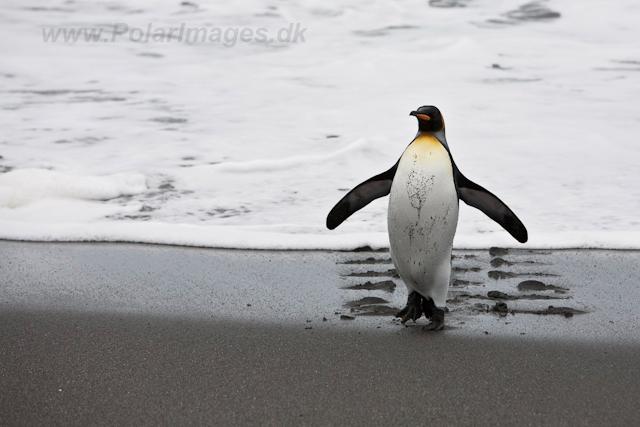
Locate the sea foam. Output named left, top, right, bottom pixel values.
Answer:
left=1, top=0, right=639, bottom=249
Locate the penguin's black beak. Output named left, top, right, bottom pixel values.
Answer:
left=410, top=111, right=430, bottom=121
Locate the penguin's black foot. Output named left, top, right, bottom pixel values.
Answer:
left=421, top=297, right=436, bottom=319
left=422, top=307, right=445, bottom=331
left=395, top=291, right=423, bottom=324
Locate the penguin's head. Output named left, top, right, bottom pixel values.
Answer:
left=410, top=106, right=444, bottom=133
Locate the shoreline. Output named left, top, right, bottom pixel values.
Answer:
left=3, top=237, right=640, bottom=252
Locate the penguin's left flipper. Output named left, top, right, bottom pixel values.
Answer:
left=454, top=167, right=528, bottom=243
left=326, top=161, right=399, bottom=230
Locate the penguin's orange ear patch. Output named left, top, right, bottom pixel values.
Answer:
left=414, top=114, right=431, bottom=121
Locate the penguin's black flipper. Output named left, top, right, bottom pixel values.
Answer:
left=454, top=167, right=528, bottom=243
left=326, top=161, right=399, bottom=230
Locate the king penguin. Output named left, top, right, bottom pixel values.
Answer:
left=326, top=106, right=527, bottom=330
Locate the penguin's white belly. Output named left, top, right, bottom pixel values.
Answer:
left=387, top=133, right=459, bottom=308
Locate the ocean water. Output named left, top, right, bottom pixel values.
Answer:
left=0, top=0, right=639, bottom=249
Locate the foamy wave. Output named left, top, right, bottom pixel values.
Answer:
left=1, top=0, right=639, bottom=249
left=0, top=169, right=147, bottom=208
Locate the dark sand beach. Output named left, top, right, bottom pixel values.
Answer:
left=1, top=241, right=640, bottom=425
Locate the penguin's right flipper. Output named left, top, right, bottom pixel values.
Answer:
left=454, top=167, right=528, bottom=244
left=326, top=161, right=399, bottom=230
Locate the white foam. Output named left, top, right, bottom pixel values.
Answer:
left=0, top=0, right=639, bottom=249
left=0, top=169, right=147, bottom=208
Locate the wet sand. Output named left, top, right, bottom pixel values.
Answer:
left=1, top=241, right=640, bottom=425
